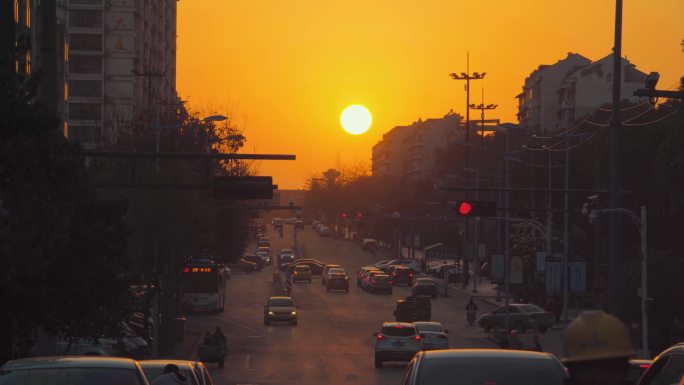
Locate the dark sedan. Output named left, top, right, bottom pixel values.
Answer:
left=477, top=303, right=554, bottom=333
left=402, top=349, right=567, bottom=385
left=282, top=259, right=326, bottom=275
left=326, top=273, right=349, bottom=293
left=412, top=278, right=438, bottom=298
left=227, top=259, right=258, bottom=273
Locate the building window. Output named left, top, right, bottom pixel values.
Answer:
left=68, top=10, right=103, bottom=28
left=69, top=34, right=102, bottom=51
left=68, top=125, right=102, bottom=143
left=69, top=55, right=102, bottom=74
left=69, top=102, right=102, bottom=120
left=68, top=80, right=102, bottom=98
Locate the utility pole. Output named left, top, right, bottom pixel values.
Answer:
left=608, top=0, right=623, bottom=315
left=469, top=96, right=497, bottom=293
left=450, top=53, right=485, bottom=289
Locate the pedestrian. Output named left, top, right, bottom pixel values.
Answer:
left=562, top=310, right=635, bottom=385
left=151, top=364, right=188, bottom=385
left=532, top=334, right=543, bottom=352
left=508, top=329, right=522, bottom=350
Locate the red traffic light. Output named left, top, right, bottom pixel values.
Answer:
left=341, top=213, right=347, bottom=219
left=357, top=213, right=363, bottom=219
left=458, top=201, right=473, bottom=216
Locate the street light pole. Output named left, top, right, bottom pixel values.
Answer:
left=450, top=55, right=486, bottom=289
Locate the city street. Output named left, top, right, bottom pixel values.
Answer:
left=182, top=223, right=498, bottom=385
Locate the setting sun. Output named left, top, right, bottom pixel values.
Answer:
left=340, top=105, right=372, bottom=135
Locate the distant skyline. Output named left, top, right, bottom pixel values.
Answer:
left=177, top=1, right=683, bottom=189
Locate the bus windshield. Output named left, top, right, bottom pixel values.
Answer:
left=181, top=272, right=218, bottom=293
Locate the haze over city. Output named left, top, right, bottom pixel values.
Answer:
left=177, top=0, right=684, bottom=189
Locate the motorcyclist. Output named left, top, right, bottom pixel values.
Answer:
left=562, top=310, right=635, bottom=385
left=210, top=326, right=227, bottom=346
left=465, top=297, right=478, bottom=325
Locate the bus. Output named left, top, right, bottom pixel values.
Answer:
left=180, top=259, right=225, bottom=313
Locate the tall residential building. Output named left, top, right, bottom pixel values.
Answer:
left=516, top=53, right=592, bottom=132
left=11, top=0, right=178, bottom=146
left=372, top=111, right=463, bottom=179
left=556, top=54, right=647, bottom=130
left=517, top=52, right=650, bottom=132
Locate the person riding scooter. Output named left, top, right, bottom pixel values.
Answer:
left=465, top=297, right=478, bottom=326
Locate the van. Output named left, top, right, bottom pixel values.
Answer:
left=394, top=295, right=431, bottom=322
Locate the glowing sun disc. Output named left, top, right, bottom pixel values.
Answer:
left=340, top=105, right=372, bottom=135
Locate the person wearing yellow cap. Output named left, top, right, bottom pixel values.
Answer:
left=562, top=310, right=636, bottom=385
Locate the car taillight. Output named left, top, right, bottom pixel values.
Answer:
left=376, top=334, right=385, bottom=340
left=392, top=272, right=396, bottom=276
left=639, top=364, right=651, bottom=369
left=409, top=273, right=413, bottom=277
left=413, top=335, right=421, bottom=341
left=388, top=281, right=394, bottom=285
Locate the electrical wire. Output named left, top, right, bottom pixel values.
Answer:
left=596, top=101, right=650, bottom=112
left=450, top=141, right=525, bottom=155
left=546, top=132, right=598, bottom=152
left=508, top=158, right=564, bottom=169
left=623, top=107, right=681, bottom=127
left=621, top=105, right=655, bottom=124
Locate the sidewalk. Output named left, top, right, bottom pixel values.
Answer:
left=423, top=272, right=592, bottom=358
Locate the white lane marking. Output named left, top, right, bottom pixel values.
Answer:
left=244, top=354, right=251, bottom=370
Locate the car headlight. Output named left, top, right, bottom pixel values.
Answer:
left=290, top=311, right=297, bottom=316
left=268, top=311, right=275, bottom=316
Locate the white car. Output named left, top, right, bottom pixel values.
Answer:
left=323, top=268, right=346, bottom=285
left=413, top=321, right=449, bottom=350
left=374, top=322, right=422, bottom=367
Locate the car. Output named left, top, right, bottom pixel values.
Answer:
left=256, top=251, right=271, bottom=265
left=376, top=259, right=421, bottom=272
left=292, top=265, right=312, bottom=282
left=227, top=259, right=257, bottom=273
left=628, top=359, right=651, bottom=385
left=241, top=254, right=265, bottom=270
left=318, top=227, right=332, bottom=237
left=257, top=239, right=270, bottom=249
left=278, top=248, right=296, bottom=268
left=256, top=246, right=271, bottom=260
left=222, top=266, right=232, bottom=279
left=373, top=322, right=423, bottom=368
left=258, top=236, right=269, bottom=242
left=477, top=303, right=554, bottom=333
left=357, top=266, right=382, bottom=286
left=0, top=356, right=151, bottom=385
left=295, top=219, right=305, bottom=229
left=326, top=273, right=350, bottom=293
left=394, top=295, right=431, bottom=322
left=362, top=270, right=387, bottom=290
left=413, top=321, right=449, bottom=350
left=402, top=349, right=568, bottom=385
left=139, top=359, right=215, bottom=385
left=637, top=342, right=684, bottom=385
left=366, top=273, right=393, bottom=294
left=361, top=238, right=378, bottom=252
left=321, top=264, right=342, bottom=284
left=322, top=266, right=345, bottom=285
left=412, top=278, right=438, bottom=298
left=389, top=266, right=415, bottom=285
left=264, top=296, right=298, bottom=325
left=282, top=259, right=326, bottom=275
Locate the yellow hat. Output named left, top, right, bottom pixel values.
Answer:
left=562, top=310, right=635, bottom=363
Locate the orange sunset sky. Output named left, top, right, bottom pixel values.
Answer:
left=177, top=1, right=684, bottom=190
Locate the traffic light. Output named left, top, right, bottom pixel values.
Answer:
left=456, top=201, right=497, bottom=217
left=357, top=212, right=363, bottom=219
left=341, top=213, right=347, bottom=219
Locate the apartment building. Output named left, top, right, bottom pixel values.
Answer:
left=372, top=111, right=463, bottom=179
left=11, top=0, right=178, bottom=146
left=556, top=54, right=648, bottom=130
left=516, top=53, right=592, bottom=132
left=517, top=52, right=650, bottom=132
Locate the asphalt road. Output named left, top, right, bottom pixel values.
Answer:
left=184, top=224, right=497, bottom=385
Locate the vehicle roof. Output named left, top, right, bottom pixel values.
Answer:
left=415, top=278, right=435, bottom=283
left=294, top=265, right=311, bottom=269
left=413, top=321, right=444, bottom=328
left=280, top=248, right=294, bottom=252
left=325, top=264, right=341, bottom=267
left=138, top=360, right=197, bottom=368
left=419, top=349, right=555, bottom=360
left=382, top=322, right=416, bottom=328
left=269, top=296, right=293, bottom=300
left=1, top=356, right=139, bottom=370
left=373, top=274, right=390, bottom=278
